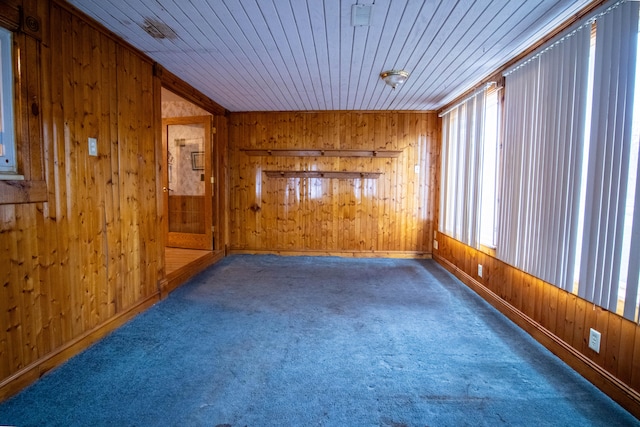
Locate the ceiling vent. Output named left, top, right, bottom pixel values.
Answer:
left=141, top=17, right=177, bottom=40
left=351, top=4, right=372, bottom=27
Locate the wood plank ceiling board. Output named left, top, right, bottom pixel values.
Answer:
left=394, top=0, right=495, bottom=110
left=404, top=0, right=524, bottom=110
left=67, top=0, right=596, bottom=112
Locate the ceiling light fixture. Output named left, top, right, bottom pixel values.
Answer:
left=380, top=70, right=410, bottom=89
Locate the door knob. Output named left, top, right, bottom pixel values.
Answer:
left=163, top=187, right=173, bottom=192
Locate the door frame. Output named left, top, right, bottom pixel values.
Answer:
left=162, top=115, right=213, bottom=250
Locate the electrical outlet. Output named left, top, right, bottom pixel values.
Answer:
left=433, top=240, right=438, bottom=250
left=88, top=137, right=98, bottom=157
left=478, top=264, right=483, bottom=278
left=589, top=328, right=601, bottom=353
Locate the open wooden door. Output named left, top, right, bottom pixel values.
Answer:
left=163, top=116, right=213, bottom=250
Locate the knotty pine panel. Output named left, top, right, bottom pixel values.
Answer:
left=229, top=112, right=439, bottom=255
left=0, top=1, right=163, bottom=396
left=434, top=233, right=640, bottom=409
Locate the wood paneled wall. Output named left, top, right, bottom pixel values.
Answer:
left=228, top=112, right=439, bottom=256
left=434, top=233, right=640, bottom=417
left=0, top=1, right=163, bottom=399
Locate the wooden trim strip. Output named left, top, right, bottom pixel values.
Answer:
left=232, top=110, right=438, bottom=114
left=0, top=180, right=47, bottom=204
left=241, top=148, right=402, bottom=158
left=228, top=249, right=432, bottom=259
left=156, top=64, right=227, bottom=116
left=0, top=291, right=160, bottom=401
left=433, top=253, right=640, bottom=419
left=162, top=250, right=225, bottom=297
left=264, top=170, right=382, bottom=179
left=0, top=3, right=20, bottom=31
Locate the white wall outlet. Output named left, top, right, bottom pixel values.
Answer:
left=88, top=137, right=98, bottom=157
left=589, top=328, right=601, bottom=353
left=433, top=239, right=438, bottom=250
left=478, top=264, right=483, bottom=278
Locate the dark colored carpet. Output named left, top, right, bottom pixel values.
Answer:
left=0, top=256, right=637, bottom=426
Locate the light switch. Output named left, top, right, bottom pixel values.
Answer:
left=88, top=137, right=98, bottom=157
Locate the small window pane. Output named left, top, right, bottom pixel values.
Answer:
left=479, top=89, right=499, bottom=247
left=0, top=26, right=16, bottom=177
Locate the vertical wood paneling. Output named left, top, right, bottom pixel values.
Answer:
left=435, top=233, right=640, bottom=404
left=229, top=111, right=438, bottom=255
left=618, top=317, right=637, bottom=385
left=0, top=0, right=164, bottom=399
left=632, top=327, right=640, bottom=391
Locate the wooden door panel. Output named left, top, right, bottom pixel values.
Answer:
left=163, top=116, right=213, bottom=250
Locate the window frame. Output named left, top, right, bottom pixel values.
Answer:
left=0, top=9, right=46, bottom=205
left=0, top=26, right=19, bottom=178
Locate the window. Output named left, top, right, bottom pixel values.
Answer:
left=440, top=84, right=498, bottom=249
left=0, top=26, right=17, bottom=179
left=494, top=0, right=640, bottom=321
left=479, top=88, right=499, bottom=248
left=440, top=0, right=640, bottom=321
left=499, top=23, right=590, bottom=291
left=0, top=13, right=47, bottom=205
left=577, top=2, right=640, bottom=320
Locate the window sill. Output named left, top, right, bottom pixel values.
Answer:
left=0, top=173, right=24, bottom=180
left=478, top=243, right=497, bottom=257
left=0, top=179, right=47, bottom=204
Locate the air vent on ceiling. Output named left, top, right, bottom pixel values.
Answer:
left=141, top=17, right=177, bottom=40
left=351, top=4, right=372, bottom=27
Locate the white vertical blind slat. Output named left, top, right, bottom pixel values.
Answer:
left=472, top=92, right=486, bottom=248
left=439, top=114, right=449, bottom=234
left=548, top=42, right=563, bottom=284
left=563, top=29, right=591, bottom=291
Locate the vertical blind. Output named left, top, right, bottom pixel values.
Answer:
left=440, top=89, right=486, bottom=248
left=578, top=0, right=640, bottom=317
left=498, top=24, right=591, bottom=290
left=440, top=0, right=640, bottom=321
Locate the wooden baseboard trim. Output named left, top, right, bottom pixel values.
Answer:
left=0, top=292, right=160, bottom=402
left=162, top=250, right=225, bottom=297
left=228, top=249, right=432, bottom=259
left=434, top=254, right=640, bottom=419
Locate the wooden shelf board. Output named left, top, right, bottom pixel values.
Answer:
left=240, top=149, right=401, bottom=158
left=264, top=170, right=382, bottom=179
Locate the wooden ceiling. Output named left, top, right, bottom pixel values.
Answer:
left=66, top=0, right=594, bottom=112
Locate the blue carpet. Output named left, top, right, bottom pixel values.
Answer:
left=0, top=255, right=637, bottom=426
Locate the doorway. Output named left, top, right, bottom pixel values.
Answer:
left=159, top=88, right=225, bottom=294
left=163, top=115, right=213, bottom=250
